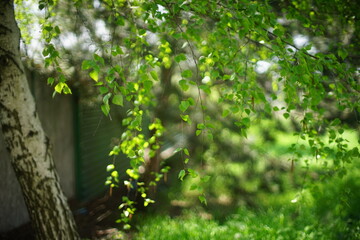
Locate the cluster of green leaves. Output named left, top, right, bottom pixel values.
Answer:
left=14, top=0, right=35, bottom=44
left=175, top=147, right=210, bottom=205
left=22, top=0, right=73, bottom=95
left=76, top=1, right=178, bottom=226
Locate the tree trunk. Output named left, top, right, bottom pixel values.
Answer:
left=0, top=1, right=79, bottom=239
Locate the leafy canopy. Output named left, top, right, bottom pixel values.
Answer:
left=16, top=0, right=359, bottom=227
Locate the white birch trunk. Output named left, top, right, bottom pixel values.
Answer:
left=0, top=1, right=79, bottom=239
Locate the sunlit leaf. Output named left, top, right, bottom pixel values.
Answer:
left=89, top=70, right=99, bottom=82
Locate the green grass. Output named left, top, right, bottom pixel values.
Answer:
left=133, top=206, right=338, bottom=240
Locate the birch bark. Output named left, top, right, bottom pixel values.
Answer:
left=0, top=1, right=79, bottom=239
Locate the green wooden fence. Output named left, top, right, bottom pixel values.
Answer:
left=74, top=94, right=127, bottom=201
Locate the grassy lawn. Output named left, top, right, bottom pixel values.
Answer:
left=132, top=206, right=357, bottom=240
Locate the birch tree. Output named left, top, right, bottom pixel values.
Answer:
left=0, top=1, right=79, bottom=239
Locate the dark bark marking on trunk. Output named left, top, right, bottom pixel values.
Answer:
left=0, top=102, right=24, bottom=134
left=2, top=130, right=29, bottom=154
left=0, top=1, right=11, bottom=10
left=0, top=45, right=15, bottom=56
left=0, top=23, right=12, bottom=33
left=13, top=152, right=31, bottom=161
left=36, top=176, right=53, bottom=189
left=0, top=54, right=24, bottom=73
left=27, top=130, right=38, bottom=137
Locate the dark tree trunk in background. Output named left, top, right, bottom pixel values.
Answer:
left=0, top=1, right=79, bottom=239
left=143, top=65, right=173, bottom=197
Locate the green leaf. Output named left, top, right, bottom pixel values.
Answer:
left=150, top=70, right=158, bottom=81
left=103, top=93, right=112, bottom=104
left=106, top=164, right=115, bottom=172
left=179, top=100, right=190, bottom=112
left=175, top=53, right=187, bottom=63
left=180, top=114, right=191, bottom=124
left=89, top=70, right=99, bottom=82
left=189, top=80, right=196, bottom=85
left=62, top=84, right=72, bottom=94
left=222, top=109, right=230, bottom=117
left=55, top=82, right=64, bottom=93
left=178, top=169, right=186, bottom=181
left=109, top=146, right=120, bottom=156
left=47, top=77, right=55, bottom=85
left=94, top=53, right=105, bottom=65
left=99, top=86, right=108, bottom=94
left=174, top=147, right=183, bottom=154
left=181, top=69, right=193, bottom=78
left=230, top=106, right=239, bottom=113
left=331, top=118, right=341, bottom=126
left=123, top=224, right=131, bottom=230
left=112, top=94, right=124, bottom=106
left=196, top=130, right=202, bottom=136
left=101, top=104, right=110, bottom=116
left=241, top=117, right=250, bottom=127
left=44, top=26, right=53, bottom=32
left=81, top=60, right=93, bottom=70
left=207, top=132, right=213, bottom=140
left=201, top=175, right=211, bottom=183
left=338, top=48, right=348, bottom=60
left=188, top=168, right=198, bottom=178
left=111, top=46, right=124, bottom=56
left=138, top=28, right=146, bottom=35
left=199, top=84, right=211, bottom=94
left=143, top=80, right=153, bottom=91
left=283, top=112, right=290, bottom=119
left=183, top=148, right=190, bottom=156
left=179, top=79, right=189, bottom=91
left=111, top=170, right=119, bottom=178
left=116, top=16, right=125, bottom=26
left=198, top=195, right=207, bottom=205
left=54, top=26, right=60, bottom=34
left=187, top=97, right=195, bottom=105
